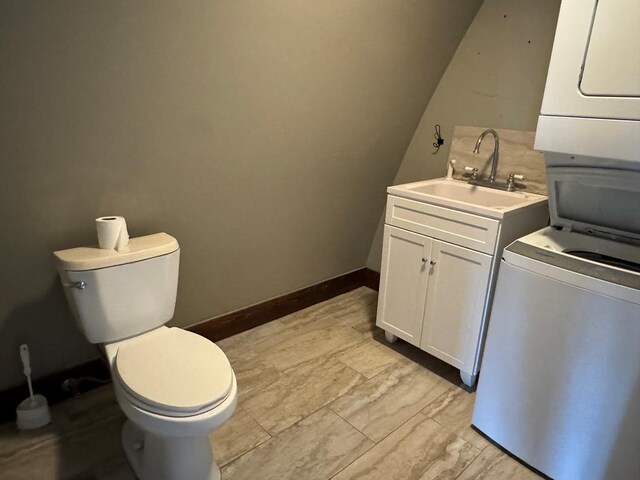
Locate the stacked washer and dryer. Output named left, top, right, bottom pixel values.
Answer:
left=472, top=1, right=640, bottom=479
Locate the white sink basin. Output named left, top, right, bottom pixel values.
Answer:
left=387, top=178, right=547, bottom=219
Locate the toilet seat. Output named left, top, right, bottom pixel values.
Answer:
left=114, top=327, right=233, bottom=417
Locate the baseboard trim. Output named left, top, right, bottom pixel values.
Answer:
left=0, top=267, right=380, bottom=423
left=362, top=268, right=380, bottom=291
left=189, top=267, right=378, bottom=342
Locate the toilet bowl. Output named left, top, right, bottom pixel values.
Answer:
left=105, top=326, right=237, bottom=480
left=54, top=233, right=236, bottom=480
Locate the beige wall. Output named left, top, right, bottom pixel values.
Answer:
left=367, top=0, right=561, bottom=271
left=0, top=0, right=481, bottom=390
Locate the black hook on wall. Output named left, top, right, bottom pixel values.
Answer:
left=433, top=124, right=444, bottom=149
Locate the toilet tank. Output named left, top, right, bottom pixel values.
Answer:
left=54, top=233, right=180, bottom=344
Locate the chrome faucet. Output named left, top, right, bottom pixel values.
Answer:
left=473, top=129, right=500, bottom=182
left=464, top=128, right=525, bottom=191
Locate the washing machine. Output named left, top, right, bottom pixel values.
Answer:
left=472, top=164, right=640, bottom=480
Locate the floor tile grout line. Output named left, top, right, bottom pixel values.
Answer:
left=327, top=404, right=378, bottom=444
left=327, top=439, right=376, bottom=480
left=238, top=403, right=276, bottom=438
left=327, top=412, right=485, bottom=480
left=328, top=349, right=373, bottom=379
left=327, top=411, right=434, bottom=480
left=421, top=383, right=459, bottom=418
left=329, top=396, right=433, bottom=447
left=273, top=337, right=370, bottom=377
left=216, top=402, right=275, bottom=470
left=420, top=388, right=490, bottom=451
left=223, top=403, right=374, bottom=473
left=253, top=322, right=371, bottom=374
left=453, top=443, right=486, bottom=480
left=279, top=294, right=376, bottom=326
left=234, top=337, right=364, bottom=405
left=327, top=368, right=466, bottom=443
left=216, top=432, right=271, bottom=470
left=239, top=347, right=367, bottom=402
left=233, top=404, right=273, bottom=442
left=219, top=433, right=273, bottom=472
left=431, top=418, right=488, bottom=453
left=223, top=414, right=492, bottom=480
left=240, top=360, right=367, bottom=438
left=347, top=348, right=406, bottom=380
left=231, top=304, right=366, bottom=353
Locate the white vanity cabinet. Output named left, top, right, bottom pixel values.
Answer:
left=376, top=187, right=549, bottom=387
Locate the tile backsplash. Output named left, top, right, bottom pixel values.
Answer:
left=449, top=126, right=547, bottom=195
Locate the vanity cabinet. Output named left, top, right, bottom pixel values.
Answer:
left=376, top=190, right=548, bottom=387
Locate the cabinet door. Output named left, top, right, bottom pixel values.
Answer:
left=419, top=239, right=491, bottom=372
left=376, top=225, right=432, bottom=346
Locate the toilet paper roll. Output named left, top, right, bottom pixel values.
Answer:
left=96, top=216, right=129, bottom=251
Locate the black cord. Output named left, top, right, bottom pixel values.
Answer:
left=433, top=124, right=444, bottom=149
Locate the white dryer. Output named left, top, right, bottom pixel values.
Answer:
left=534, top=0, right=640, bottom=163
left=472, top=164, right=640, bottom=480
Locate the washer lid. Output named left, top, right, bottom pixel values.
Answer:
left=115, top=328, right=233, bottom=415
left=547, top=167, right=640, bottom=243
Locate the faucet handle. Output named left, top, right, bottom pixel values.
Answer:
left=507, top=173, right=525, bottom=191
left=464, top=166, right=478, bottom=180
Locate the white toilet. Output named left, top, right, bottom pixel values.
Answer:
left=54, top=232, right=237, bottom=480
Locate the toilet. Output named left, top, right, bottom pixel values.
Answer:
left=54, top=232, right=237, bottom=480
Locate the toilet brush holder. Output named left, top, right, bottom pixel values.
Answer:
left=16, top=344, right=51, bottom=430
left=16, top=394, right=51, bottom=430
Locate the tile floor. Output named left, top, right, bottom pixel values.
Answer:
left=0, top=287, right=542, bottom=479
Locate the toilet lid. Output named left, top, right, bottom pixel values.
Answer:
left=115, top=328, right=233, bottom=415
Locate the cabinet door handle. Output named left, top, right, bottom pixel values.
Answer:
left=422, top=257, right=428, bottom=263
left=430, top=260, right=437, bottom=266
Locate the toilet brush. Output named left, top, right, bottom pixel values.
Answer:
left=16, top=344, right=51, bottom=430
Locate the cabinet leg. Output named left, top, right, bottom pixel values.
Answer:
left=460, top=371, right=477, bottom=388
left=384, top=331, right=398, bottom=344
